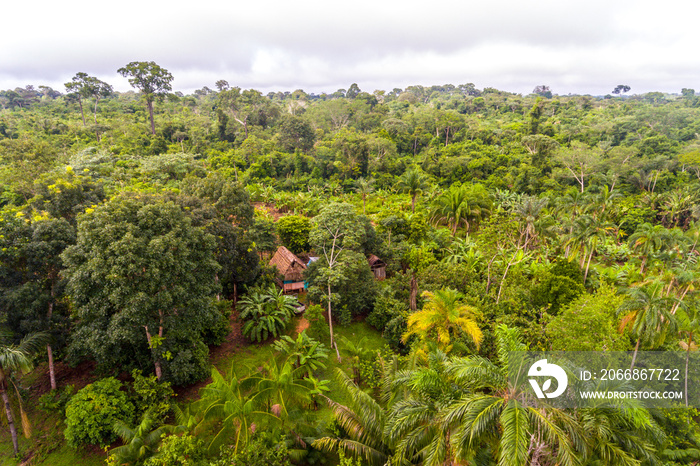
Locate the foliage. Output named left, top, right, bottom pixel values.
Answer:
left=212, top=433, right=291, bottom=466
left=38, top=385, right=75, bottom=416
left=239, top=286, right=297, bottom=342
left=107, top=412, right=176, bottom=466
left=144, top=434, right=208, bottom=466
left=547, top=285, right=627, bottom=351
left=276, top=215, right=311, bottom=254
left=62, top=194, right=222, bottom=385
left=272, top=330, right=329, bottom=376
left=403, top=288, right=483, bottom=354
left=64, top=377, right=135, bottom=448
left=130, top=369, right=175, bottom=425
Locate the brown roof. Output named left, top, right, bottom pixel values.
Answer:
left=368, top=255, right=385, bottom=267
left=269, top=246, right=307, bottom=275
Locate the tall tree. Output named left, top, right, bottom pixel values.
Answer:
left=62, top=194, right=223, bottom=385
left=308, top=203, right=368, bottom=354
left=64, top=72, right=113, bottom=126
left=118, top=61, right=174, bottom=135
left=396, top=168, right=429, bottom=213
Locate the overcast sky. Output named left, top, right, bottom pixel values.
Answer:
left=1, top=0, right=698, bottom=96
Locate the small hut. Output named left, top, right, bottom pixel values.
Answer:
left=368, top=255, right=386, bottom=280
left=269, top=246, right=307, bottom=293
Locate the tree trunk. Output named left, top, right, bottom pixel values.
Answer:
left=147, top=99, right=156, bottom=135
left=78, top=97, right=86, bottom=126
left=685, top=334, right=692, bottom=408
left=1, top=385, right=19, bottom=457
left=144, top=325, right=164, bottom=380
left=411, top=194, right=416, bottom=213
left=410, top=271, right=418, bottom=312
left=48, top=284, right=56, bottom=391
left=327, top=283, right=335, bottom=352
left=584, top=247, right=595, bottom=284
left=630, top=338, right=641, bottom=370
left=47, top=344, right=56, bottom=391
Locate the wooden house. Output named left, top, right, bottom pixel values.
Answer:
left=269, top=246, right=307, bottom=293
left=368, top=255, right=386, bottom=280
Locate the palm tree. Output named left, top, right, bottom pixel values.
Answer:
left=628, top=223, right=669, bottom=274
left=109, top=412, right=177, bottom=465
left=618, top=283, right=677, bottom=369
left=513, top=195, right=549, bottom=249
left=193, top=367, right=280, bottom=455
left=402, top=288, right=482, bottom=354
left=430, top=184, right=491, bottom=237
left=339, top=335, right=372, bottom=385
left=354, top=177, right=375, bottom=215
left=248, top=360, right=313, bottom=419
left=396, top=168, right=429, bottom=213
left=441, top=325, right=582, bottom=466
left=677, top=303, right=700, bottom=406
left=312, top=369, right=391, bottom=465
left=0, top=330, right=48, bottom=457
left=272, top=330, right=329, bottom=377
left=384, top=350, right=463, bottom=466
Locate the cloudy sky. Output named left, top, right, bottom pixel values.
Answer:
left=1, top=0, right=698, bottom=96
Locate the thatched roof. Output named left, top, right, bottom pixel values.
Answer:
left=269, top=246, right=307, bottom=276
left=368, top=254, right=385, bottom=268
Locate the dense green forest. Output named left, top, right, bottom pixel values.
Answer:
left=3, top=63, right=700, bottom=465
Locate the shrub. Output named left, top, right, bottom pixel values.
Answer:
left=144, top=434, right=208, bottom=466
left=38, top=385, right=75, bottom=416
left=239, top=286, right=297, bottom=342
left=64, top=377, right=135, bottom=448
left=130, top=369, right=174, bottom=424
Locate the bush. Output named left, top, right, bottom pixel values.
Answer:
left=144, top=434, right=208, bottom=466
left=367, top=294, right=407, bottom=331
left=64, top=377, right=135, bottom=448
left=212, top=434, right=291, bottom=466
left=304, top=304, right=330, bottom=342
left=239, top=286, right=297, bottom=343
left=130, top=369, right=174, bottom=424
left=38, top=385, right=75, bottom=417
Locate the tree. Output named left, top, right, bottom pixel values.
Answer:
left=277, top=115, right=316, bottom=152
left=0, top=331, right=47, bottom=457
left=354, top=177, right=375, bottom=215
left=430, top=184, right=492, bottom=236
left=312, top=369, right=391, bottom=465
left=308, top=203, right=370, bottom=353
left=618, top=283, right=677, bottom=369
left=118, top=61, right=174, bottom=135
left=62, top=194, right=223, bottom=385
left=442, top=325, right=579, bottom=466
left=612, top=84, right=631, bottom=95
left=403, top=288, right=483, bottom=354
left=64, top=377, right=136, bottom=448
left=396, top=168, right=429, bottom=213
left=65, top=72, right=112, bottom=126
left=554, top=141, right=603, bottom=193
left=533, top=85, right=552, bottom=98
left=193, top=367, right=280, bottom=455
left=108, top=412, right=176, bottom=465
left=547, top=285, right=627, bottom=351
left=276, top=215, right=311, bottom=254
left=677, top=301, right=700, bottom=406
